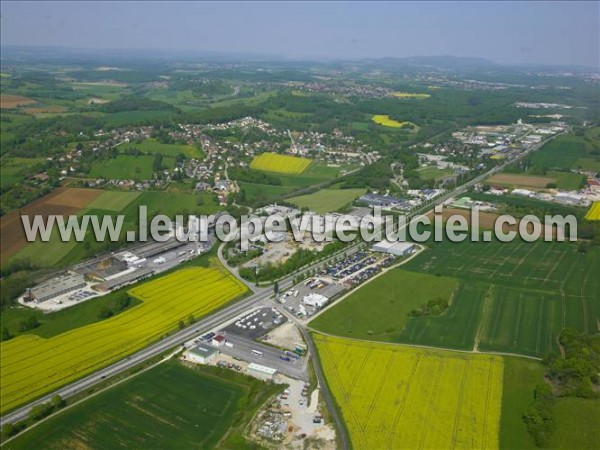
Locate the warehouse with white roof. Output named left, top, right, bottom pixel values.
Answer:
left=371, top=240, right=415, bottom=256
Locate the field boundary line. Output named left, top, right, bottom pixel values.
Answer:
left=307, top=330, right=543, bottom=361
left=450, top=359, right=469, bottom=450
left=386, top=354, right=421, bottom=448
left=362, top=351, right=395, bottom=431
left=473, top=285, right=495, bottom=352
left=418, top=359, right=445, bottom=450
left=0, top=349, right=180, bottom=447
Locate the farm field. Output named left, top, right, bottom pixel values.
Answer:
left=550, top=398, right=600, bottom=450
left=89, top=154, right=173, bottom=179
left=250, top=152, right=312, bottom=174
left=585, top=202, right=600, bottom=220
left=487, top=173, right=555, bottom=188
left=237, top=181, right=296, bottom=204
left=0, top=188, right=102, bottom=263
left=392, top=92, right=431, bottom=99
left=274, top=163, right=344, bottom=187
left=0, top=95, right=37, bottom=109
left=125, top=138, right=205, bottom=159
left=573, top=157, right=600, bottom=173
left=499, top=357, right=546, bottom=450
left=530, top=134, right=590, bottom=170
left=4, top=362, right=270, bottom=450
left=314, top=239, right=599, bottom=357
left=546, top=171, right=585, bottom=190
left=0, top=263, right=247, bottom=413
left=314, top=334, right=503, bottom=450
left=121, top=190, right=221, bottom=217
left=403, top=240, right=598, bottom=298
left=311, top=270, right=458, bottom=342
left=417, top=166, right=455, bottom=181
left=0, top=157, right=46, bottom=188
left=371, top=114, right=405, bottom=128
left=287, top=188, right=365, bottom=213
left=86, top=190, right=141, bottom=211
left=403, top=240, right=600, bottom=356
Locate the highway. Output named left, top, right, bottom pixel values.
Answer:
left=0, top=131, right=562, bottom=430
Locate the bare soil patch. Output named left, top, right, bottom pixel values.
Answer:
left=0, top=95, right=37, bottom=109
left=487, top=173, right=555, bottom=188
left=0, top=188, right=102, bottom=262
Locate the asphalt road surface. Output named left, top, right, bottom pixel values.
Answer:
left=0, top=131, right=562, bottom=428
left=217, top=333, right=308, bottom=381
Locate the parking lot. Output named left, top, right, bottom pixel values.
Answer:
left=278, top=278, right=345, bottom=319
left=320, top=250, right=396, bottom=286
left=217, top=333, right=308, bottom=381
left=221, top=307, right=287, bottom=340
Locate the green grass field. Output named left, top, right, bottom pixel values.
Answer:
left=123, top=191, right=221, bottom=217
left=573, top=157, right=600, bottom=173
left=405, top=240, right=599, bottom=357
left=4, top=362, right=277, bottom=450
left=89, top=155, right=173, bottom=179
left=531, top=134, right=592, bottom=171
left=313, top=239, right=599, bottom=357
left=546, top=171, right=585, bottom=190
left=550, top=398, right=600, bottom=450
left=86, top=190, right=141, bottom=211
left=499, top=357, right=546, bottom=450
left=101, top=110, right=178, bottom=127
left=417, top=166, right=455, bottom=181
left=311, top=270, right=458, bottom=342
left=287, top=188, right=365, bottom=213
left=238, top=182, right=296, bottom=204
left=0, top=157, right=46, bottom=188
left=125, top=138, right=205, bottom=159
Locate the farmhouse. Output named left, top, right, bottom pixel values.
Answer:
left=303, top=293, right=329, bottom=308
left=24, top=273, right=86, bottom=303
left=372, top=241, right=416, bottom=256
left=186, top=343, right=219, bottom=364
left=247, top=363, right=277, bottom=381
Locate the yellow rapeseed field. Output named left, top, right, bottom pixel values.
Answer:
left=392, top=92, right=431, bottom=99
left=250, top=153, right=312, bottom=174
left=371, top=114, right=406, bottom=128
left=585, top=202, right=600, bottom=220
left=314, top=334, right=503, bottom=450
left=0, top=264, right=247, bottom=413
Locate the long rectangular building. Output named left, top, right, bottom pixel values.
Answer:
left=25, top=273, right=86, bottom=303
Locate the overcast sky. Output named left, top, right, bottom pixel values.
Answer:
left=1, top=1, right=598, bottom=67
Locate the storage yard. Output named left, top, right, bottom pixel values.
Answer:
left=222, top=306, right=287, bottom=340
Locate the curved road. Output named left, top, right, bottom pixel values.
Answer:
left=1, top=131, right=562, bottom=428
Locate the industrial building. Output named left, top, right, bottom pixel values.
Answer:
left=247, top=363, right=277, bottom=380
left=302, top=293, right=329, bottom=308
left=24, top=273, right=86, bottom=303
left=186, top=344, right=219, bottom=364
left=372, top=241, right=416, bottom=256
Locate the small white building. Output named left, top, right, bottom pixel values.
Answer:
left=372, top=241, right=415, bottom=256
left=303, top=293, right=329, bottom=308
left=212, top=335, right=226, bottom=347
left=247, top=363, right=277, bottom=380
left=186, top=344, right=219, bottom=364
left=511, top=188, right=534, bottom=197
